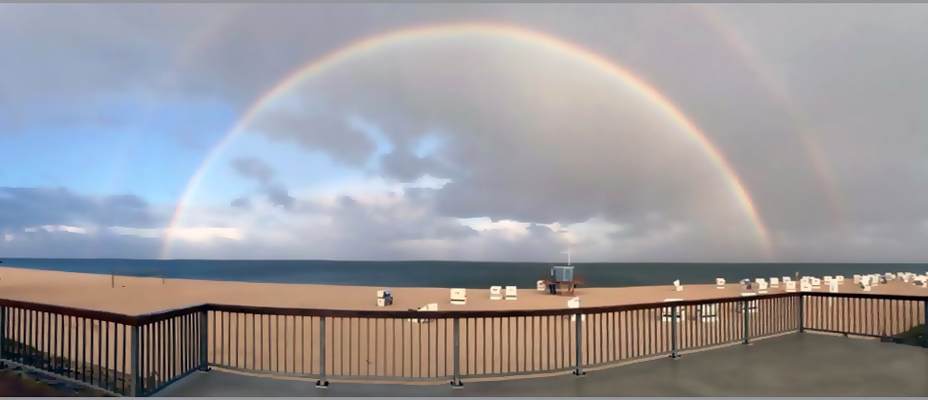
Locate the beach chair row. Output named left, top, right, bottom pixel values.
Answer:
left=661, top=295, right=759, bottom=323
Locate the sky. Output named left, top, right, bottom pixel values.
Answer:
left=1, top=3, right=927, bottom=262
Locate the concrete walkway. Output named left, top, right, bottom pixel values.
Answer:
left=155, top=333, right=928, bottom=397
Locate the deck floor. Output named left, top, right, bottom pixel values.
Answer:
left=154, top=332, right=928, bottom=397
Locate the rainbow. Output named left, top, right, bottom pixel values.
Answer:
left=691, top=5, right=849, bottom=234
left=160, top=22, right=774, bottom=260
left=92, top=5, right=252, bottom=257
left=103, top=3, right=253, bottom=197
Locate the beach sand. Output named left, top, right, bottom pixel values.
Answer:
left=0, top=266, right=925, bottom=389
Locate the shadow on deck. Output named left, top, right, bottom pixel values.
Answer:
left=154, top=333, right=928, bottom=397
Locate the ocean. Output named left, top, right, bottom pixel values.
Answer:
left=1, top=258, right=925, bottom=289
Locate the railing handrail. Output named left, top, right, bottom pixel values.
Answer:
left=1, top=290, right=926, bottom=325
left=797, top=292, right=928, bottom=301
left=0, top=299, right=206, bottom=326
left=0, top=298, right=140, bottom=325
left=202, top=292, right=799, bottom=318
left=135, top=304, right=208, bottom=326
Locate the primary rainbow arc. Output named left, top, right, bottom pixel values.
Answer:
left=160, top=22, right=774, bottom=260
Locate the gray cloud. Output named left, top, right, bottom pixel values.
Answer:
left=339, top=196, right=358, bottom=207
left=230, top=197, right=252, bottom=209
left=0, top=187, right=164, bottom=231
left=250, top=108, right=376, bottom=167
left=230, top=157, right=276, bottom=185
left=7, top=4, right=928, bottom=260
left=223, top=4, right=928, bottom=260
left=228, top=157, right=297, bottom=210
left=240, top=31, right=765, bottom=256
left=1, top=230, right=162, bottom=259
left=378, top=147, right=455, bottom=183
left=265, top=184, right=295, bottom=210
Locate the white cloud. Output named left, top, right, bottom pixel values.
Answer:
left=173, top=227, right=244, bottom=242
left=408, top=175, right=451, bottom=190
left=4, top=234, right=12, bottom=241
left=108, top=226, right=244, bottom=243
left=561, top=218, right=626, bottom=246
left=457, top=217, right=532, bottom=240
left=23, top=225, right=87, bottom=234
left=108, top=226, right=162, bottom=239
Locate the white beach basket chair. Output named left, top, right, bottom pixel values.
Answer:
left=450, top=288, right=466, bottom=305
left=568, top=296, right=586, bottom=322
left=699, top=303, right=719, bottom=322
left=662, top=299, right=685, bottom=322
left=505, top=286, right=517, bottom=300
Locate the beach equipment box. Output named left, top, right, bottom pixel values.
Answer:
left=552, top=266, right=574, bottom=282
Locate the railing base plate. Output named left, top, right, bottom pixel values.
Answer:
left=572, top=370, right=585, bottom=376
left=316, top=380, right=329, bottom=389
left=450, top=380, right=464, bottom=389
left=198, top=366, right=211, bottom=372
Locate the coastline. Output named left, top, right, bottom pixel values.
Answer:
left=1, top=266, right=925, bottom=315
left=2, top=258, right=925, bottom=289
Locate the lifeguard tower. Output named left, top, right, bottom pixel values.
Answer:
left=543, top=251, right=584, bottom=295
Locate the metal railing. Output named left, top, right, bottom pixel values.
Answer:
left=0, top=299, right=206, bottom=396
left=800, top=293, right=927, bottom=340
left=203, top=292, right=801, bottom=386
left=1, top=291, right=925, bottom=396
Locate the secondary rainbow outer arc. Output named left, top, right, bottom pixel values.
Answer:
left=103, top=3, right=253, bottom=198
left=691, top=4, right=850, bottom=235
left=92, top=5, right=252, bottom=257
left=159, top=22, right=774, bottom=260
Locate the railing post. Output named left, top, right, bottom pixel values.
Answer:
left=670, top=304, right=679, bottom=359
left=0, top=306, right=6, bottom=368
left=798, top=294, right=804, bottom=333
left=742, top=300, right=750, bottom=345
left=923, top=301, right=928, bottom=348
left=451, top=317, right=463, bottom=388
left=199, top=310, right=210, bottom=372
left=130, top=325, right=141, bottom=397
left=315, top=316, right=328, bottom=388
left=573, top=312, right=584, bottom=376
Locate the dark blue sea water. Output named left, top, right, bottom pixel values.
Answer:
left=2, top=258, right=925, bottom=289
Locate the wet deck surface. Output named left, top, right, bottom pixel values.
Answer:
left=155, top=333, right=928, bottom=397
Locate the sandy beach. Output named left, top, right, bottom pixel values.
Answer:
left=0, top=266, right=926, bottom=389
left=2, top=266, right=927, bottom=315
